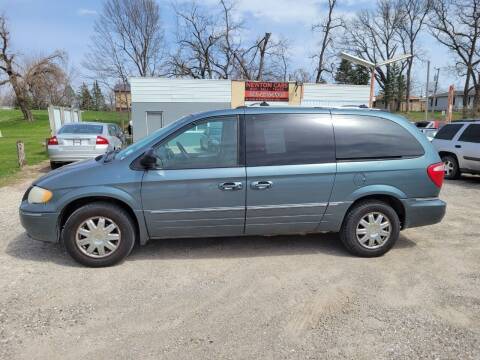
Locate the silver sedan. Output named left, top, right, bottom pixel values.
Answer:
left=47, top=122, right=124, bottom=169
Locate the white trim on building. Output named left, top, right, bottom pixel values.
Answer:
left=303, top=84, right=370, bottom=107
left=130, top=77, right=232, bottom=103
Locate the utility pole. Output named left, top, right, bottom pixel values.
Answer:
left=431, top=67, right=440, bottom=118
left=425, top=61, right=430, bottom=122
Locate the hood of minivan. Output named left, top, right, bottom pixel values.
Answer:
left=34, top=158, right=115, bottom=190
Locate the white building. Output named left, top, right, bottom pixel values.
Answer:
left=130, top=78, right=370, bottom=141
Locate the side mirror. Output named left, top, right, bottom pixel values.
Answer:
left=140, top=149, right=157, bottom=169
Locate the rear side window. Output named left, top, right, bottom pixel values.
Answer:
left=333, top=115, right=424, bottom=160
left=434, top=123, right=464, bottom=140
left=58, top=124, right=104, bottom=134
left=245, top=113, right=335, bottom=166
left=458, top=124, right=480, bottom=143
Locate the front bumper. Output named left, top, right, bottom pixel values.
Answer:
left=19, top=207, right=60, bottom=243
left=401, top=197, right=446, bottom=229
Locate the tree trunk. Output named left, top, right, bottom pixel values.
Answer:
left=462, top=71, right=471, bottom=119
left=16, top=94, right=33, bottom=122
left=473, top=84, right=480, bottom=117
left=9, top=74, right=34, bottom=122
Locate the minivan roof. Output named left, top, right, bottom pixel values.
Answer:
left=188, top=106, right=404, bottom=123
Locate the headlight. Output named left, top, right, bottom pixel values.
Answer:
left=27, top=186, right=53, bottom=204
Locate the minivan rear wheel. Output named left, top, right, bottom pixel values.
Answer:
left=340, top=200, right=400, bottom=257
left=62, top=202, right=135, bottom=267
left=441, top=154, right=460, bottom=179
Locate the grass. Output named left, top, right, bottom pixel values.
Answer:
left=0, top=109, right=128, bottom=184
left=396, top=111, right=464, bottom=122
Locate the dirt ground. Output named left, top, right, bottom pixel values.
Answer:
left=0, top=164, right=479, bottom=360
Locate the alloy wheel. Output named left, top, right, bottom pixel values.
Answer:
left=444, top=160, right=454, bottom=177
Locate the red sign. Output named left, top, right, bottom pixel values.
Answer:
left=245, top=81, right=289, bottom=102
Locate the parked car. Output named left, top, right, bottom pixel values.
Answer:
left=20, top=108, right=446, bottom=267
left=432, top=120, right=480, bottom=179
left=47, top=122, right=124, bottom=169
left=420, top=128, right=438, bottom=142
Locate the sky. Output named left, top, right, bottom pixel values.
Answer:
left=0, top=0, right=462, bottom=95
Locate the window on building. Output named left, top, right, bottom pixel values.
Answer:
left=333, top=115, right=424, bottom=160
left=245, top=113, right=335, bottom=166
left=458, top=124, right=480, bottom=143
left=434, top=124, right=464, bottom=140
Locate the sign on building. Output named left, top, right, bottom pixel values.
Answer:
left=244, top=81, right=289, bottom=102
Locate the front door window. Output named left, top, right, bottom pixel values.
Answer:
left=153, top=116, right=238, bottom=169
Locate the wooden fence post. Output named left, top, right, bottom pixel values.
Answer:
left=16, top=140, right=26, bottom=168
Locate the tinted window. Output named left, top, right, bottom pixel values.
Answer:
left=58, top=124, right=103, bottom=134
left=458, top=124, right=480, bottom=143
left=434, top=123, right=464, bottom=140
left=153, top=116, right=238, bottom=169
left=334, top=115, right=424, bottom=160
left=246, top=113, right=335, bottom=166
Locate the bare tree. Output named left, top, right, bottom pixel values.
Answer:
left=232, top=33, right=290, bottom=80
left=84, top=0, right=165, bottom=88
left=171, top=0, right=290, bottom=81
left=397, top=0, right=431, bottom=111
left=0, top=15, right=65, bottom=121
left=429, top=0, right=480, bottom=117
left=25, top=55, right=74, bottom=108
left=169, top=1, right=222, bottom=78
left=346, top=0, right=406, bottom=106
left=312, top=0, right=343, bottom=83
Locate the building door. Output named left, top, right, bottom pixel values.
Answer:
left=244, top=112, right=336, bottom=235
left=145, top=111, right=163, bottom=135
left=141, top=115, right=246, bottom=238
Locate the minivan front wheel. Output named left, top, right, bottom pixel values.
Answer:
left=340, top=200, right=400, bottom=257
left=62, top=202, right=135, bottom=267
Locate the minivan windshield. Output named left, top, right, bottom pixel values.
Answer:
left=116, top=115, right=192, bottom=160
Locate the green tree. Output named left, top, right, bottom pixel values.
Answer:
left=78, top=83, right=92, bottom=110
left=334, top=60, right=370, bottom=85
left=91, top=81, right=106, bottom=111
left=334, top=59, right=353, bottom=84
left=351, top=65, right=370, bottom=85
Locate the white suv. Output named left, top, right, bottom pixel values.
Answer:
left=432, top=121, right=480, bottom=179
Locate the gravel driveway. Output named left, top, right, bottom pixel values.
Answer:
left=1, top=165, right=479, bottom=359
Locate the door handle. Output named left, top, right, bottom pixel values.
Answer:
left=218, top=182, right=243, bottom=191
left=455, top=144, right=462, bottom=148
left=251, top=180, right=273, bottom=190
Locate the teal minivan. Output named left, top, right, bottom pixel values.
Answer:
left=20, top=107, right=446, bottom=267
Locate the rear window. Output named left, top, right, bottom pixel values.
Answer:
left=333, top=115, right=424, bottom=160
left=59, top=124, right=104, bottom=135
left=458, top=124, right=480, bottom=143
left=246, top=113, right=335, bottom=166
left=434, top=123, right=463, bottom=140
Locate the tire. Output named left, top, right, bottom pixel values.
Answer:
left=50, top=161, right=61, bottom=170
left=441, top=154, right=460, bottom=180
left=62, top=202, right=136, bottom=267
left=340, top=200, right=400, bottom=257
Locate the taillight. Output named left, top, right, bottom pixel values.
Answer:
left=47, top=136, right=58, bottom=145
left=96, top=136, right=109, bottom=145
left=427, top=162, right=445, bottom=188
